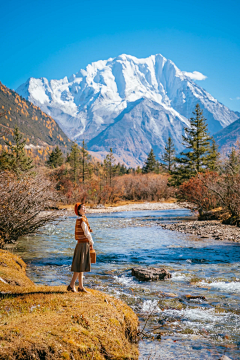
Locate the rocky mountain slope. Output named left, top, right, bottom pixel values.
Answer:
left=17, top=54, right=238, bottom=166
left=214, top=117, right=240, bottom=153
left=0, top=82, right=72, bottom=155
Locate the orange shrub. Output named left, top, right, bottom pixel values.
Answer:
left=53, top=170, right=174, bottom=205
left=113, top=173, right=174, bottom=202
left=178, top=172, right=219, bottom=215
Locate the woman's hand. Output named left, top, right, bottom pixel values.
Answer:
left=90, top=244, right=93, bottom=250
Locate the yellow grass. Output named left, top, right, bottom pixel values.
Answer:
left=0, top=250, right=139, bottom=359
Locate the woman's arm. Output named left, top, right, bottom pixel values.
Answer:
left=81, top=221, right=94, bottom=246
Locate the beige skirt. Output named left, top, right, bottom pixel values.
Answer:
left=71, top=242, right=91, bottom=272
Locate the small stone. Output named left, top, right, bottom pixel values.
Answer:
left=184, top=295, right=206, bottom=300
left=218, top=356, right=232, bottom=360
left=132, top=267, right=172, bottom=281
left=158, top=291, right=177, bottom=298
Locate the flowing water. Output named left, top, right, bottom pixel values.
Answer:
left=13, top=209, right=240, bottom=359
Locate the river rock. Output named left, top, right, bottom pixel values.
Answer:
left=184, top=295, right=206, bottom=300
left=132, top=267, right=172, bottom=281
left=218, top=356, right=232, bottom=360
left=158, top=291, right=178, bottom=298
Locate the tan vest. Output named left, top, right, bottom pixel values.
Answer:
left=75, top=216, right=93, bottom=243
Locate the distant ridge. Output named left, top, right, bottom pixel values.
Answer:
left=0, top=82, right=72, bottom=155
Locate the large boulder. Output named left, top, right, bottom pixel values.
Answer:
left=132, top=267, right=172, bottom=281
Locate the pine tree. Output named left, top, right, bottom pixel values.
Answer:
left=142, top=149, right=158, bottom=173
left=104, top=148, right=116, bottom=186
left=69, top=143, right=81, bottom=184
left=0, top=126, right=33, bottom=175
left=46, top=146, right=64, bottom=168
left=136, top=166, right=142, bottom=174
left=208, top=139, right=219, bottom=171
left=224, top=147, right=240, bottom=174
left=80, top=140, right=91, bottom=183
left=161, top=136, right=176, bottom=172
left=170, top=104, right=212, bottom=186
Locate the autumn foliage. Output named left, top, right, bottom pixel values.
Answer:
left=178, top=172, right=219, bottom=215
left=178, top=169, right=240, bottom=223
left=53, top=168, right=174, bottom=205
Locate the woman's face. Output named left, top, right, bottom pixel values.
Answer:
left=79, top=205, right=86, bottom=216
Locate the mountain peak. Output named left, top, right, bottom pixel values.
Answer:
left=16, top=54, right=238, bottom=166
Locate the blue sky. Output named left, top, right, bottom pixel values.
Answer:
left=1, top=0, right=240, bottom=111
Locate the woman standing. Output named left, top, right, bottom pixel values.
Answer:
left=67, top=203, right=94, bottom=293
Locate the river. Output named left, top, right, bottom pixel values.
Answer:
left=13, top=209, right=240, bottom=359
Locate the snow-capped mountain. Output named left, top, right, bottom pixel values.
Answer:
left=17, top=54, right=238, bottom=166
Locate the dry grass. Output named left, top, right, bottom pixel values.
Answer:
left=0, top=250, right=34, bottom=287
left=0, top=250, right=139, bottom=359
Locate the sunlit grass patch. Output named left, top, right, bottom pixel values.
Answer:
left=0, top=251, right=139, bottom=359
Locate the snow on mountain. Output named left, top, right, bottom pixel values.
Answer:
left=17, top=54, right=238, bottom=166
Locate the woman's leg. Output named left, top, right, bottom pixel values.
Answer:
left=78, top=273, right=88, bottom=292
left=70, top=272, right=79, bottom=289
left=78, top=272, right=83, bottom=288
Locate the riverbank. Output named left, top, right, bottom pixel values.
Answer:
left=160, top=220, right=240, bottom=243
left=9, top=209, right=240, bottom=359
left=59, top=201, right=188, bottom=214
left=0, top=250, right=139, bottom=360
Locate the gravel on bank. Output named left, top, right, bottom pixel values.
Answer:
left=160, top=220, right=240, bottom=243
left=86, top=202, right=185, bottom=213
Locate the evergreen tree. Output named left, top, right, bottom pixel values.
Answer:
left=69, top=143, right=81, bottom=184
left=224, top=147, right=240, bottom=174
left=0, top=126, right=33, bottom=175
left=114, top=163, right=129, bottom=176
left=161, top=136, right=176, bottom=172
left=170, top=104, right=212, bottom=186
left=104, top=148, right=116, bottom=186
left=142, top=149, right=158, bottom=173
left=46, top=146, right=64, bottom=168
left=80, top=140, right=91, bottom=183
left=208, top=139, right=219, bottom=171
left=136, top=166, right=142, bottom=174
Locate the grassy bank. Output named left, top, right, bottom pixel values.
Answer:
left=0, top=250, right=139, bottom=359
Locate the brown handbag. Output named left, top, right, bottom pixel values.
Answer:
left=90, top=248, right=96, bottom=264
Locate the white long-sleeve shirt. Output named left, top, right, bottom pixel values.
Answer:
left=81, top=221, right=94, bottom=246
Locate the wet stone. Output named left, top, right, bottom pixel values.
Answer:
left=132, top=267, right=172, bottom=281
left=184, top=295, right=207, bottom=300
left=158, top=291, right=178, bottom=298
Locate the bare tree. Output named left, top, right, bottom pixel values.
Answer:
left=0, top=171, right=63, bottom=247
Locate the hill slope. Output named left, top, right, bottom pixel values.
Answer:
left=17, top=54, right=238, bottom=166
left=214, top=117, right=240, bottom=153
left=0, top=82, right=72, bottom=155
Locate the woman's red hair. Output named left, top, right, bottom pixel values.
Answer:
left=74, top=203, right=82, bottom=216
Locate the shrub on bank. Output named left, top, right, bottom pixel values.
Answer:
left=178, top=171, right=240, bottom=225
left=0, top=171, right=61, bottom=247
left=55, top=171, right=174, bottom=205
